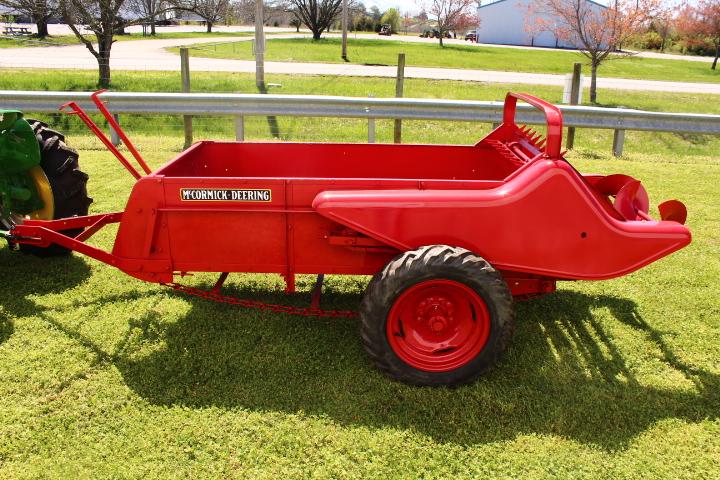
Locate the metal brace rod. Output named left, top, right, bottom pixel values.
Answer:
left=59, top=101, right=142, bottom=180
left=91, top=90, right=151, bottom=175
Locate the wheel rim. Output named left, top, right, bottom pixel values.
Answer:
left=386, top=279, right=491, bottom=372
left=26, top=165, right=54, bottom=220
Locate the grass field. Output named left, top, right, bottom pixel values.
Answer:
left=0, top=70, right=718, bottom=477
left=175, top=37, right=720, bottom=83
left=0, top=131, right=718, bottom=477
left=0, top=31, right=257, bottom=48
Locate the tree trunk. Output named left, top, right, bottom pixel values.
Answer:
left=296, top=25, right=299, bottom=32
left=35, top=20, right=48, bottom=37
left=312, top=29, right=321, bottom=40
left=150, top=15, right=156, bottom=35
left=439, top=35, right=443, bottom=47
left=97, top=40, right=112, bottom=88
left=590, top=62, right=598, bottom=103
left=206, top=21, right=212, bottom=33
left=713, top=42, right=719, bottom=71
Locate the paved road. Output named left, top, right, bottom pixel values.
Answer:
left=2, top=33, right=718, bottom=94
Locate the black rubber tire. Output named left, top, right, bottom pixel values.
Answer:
left=359, top=245, right=514, bottom=386
left=27, top=118, right=65, bottom=144
left=20, top=120, right=92, bottom=256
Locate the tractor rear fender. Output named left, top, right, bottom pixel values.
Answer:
left=312, top=159, right=691, bottom=281
left=0, top=112, right=46, bottom=220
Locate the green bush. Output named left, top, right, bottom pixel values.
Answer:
left=380, top=8, right=400, bottom=34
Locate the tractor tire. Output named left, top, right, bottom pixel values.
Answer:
left=28, top=118, right=65, bottom=144
left=359, top=245, right=514, bottom=386
left=20, top=120, right=92, bottom=256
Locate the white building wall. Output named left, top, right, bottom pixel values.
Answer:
left=475, top=0, right=604, bottom=48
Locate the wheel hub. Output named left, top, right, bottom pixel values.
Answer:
left=416, top=296, right=454, bottom=332
left=387, top=279, right=491, bottom=372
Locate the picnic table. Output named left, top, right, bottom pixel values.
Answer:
left=3, top=26, right=31, bottom=36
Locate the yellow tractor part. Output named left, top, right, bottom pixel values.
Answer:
left=26, top=165, right=54, bottom=220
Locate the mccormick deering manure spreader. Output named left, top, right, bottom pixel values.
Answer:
left=0, top=91, right=691, bottom=386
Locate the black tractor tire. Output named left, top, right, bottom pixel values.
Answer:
left=359, top=245, right=514, bottom=386
left=20, top=120, right=92, bottom=256
left=28, top=118, right=65, bottom=144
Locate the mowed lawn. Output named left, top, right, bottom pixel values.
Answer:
left=175, top=37, right=720, bottom=83
left=0, top=72, right=719, bottom=477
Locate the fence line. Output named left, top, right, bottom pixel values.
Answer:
left=2, top=90, right=719, bottom=156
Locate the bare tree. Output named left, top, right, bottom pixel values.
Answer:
left=529, top=0, right=661, bottom=103
left=171, top=0, right=229, bottom=32
left=287, top=0, right=342, bottom=39
left=236, top=0, right=282, bottom=24
left=61, top=0, right=128, bottom=87
left=127, top=0, right=168, bottom=34
left=426, top=0, right=475, bottom=46
left=0, top=0, right=56, bottom=36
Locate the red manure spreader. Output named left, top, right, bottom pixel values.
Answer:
left=3, top=92, right=691, bottom=386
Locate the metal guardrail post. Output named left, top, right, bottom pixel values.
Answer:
left=109, top=113, right=121, bottom=146
left=235, top=115, right=244, bottom=141
left=612, top=129, right=625, bottom=157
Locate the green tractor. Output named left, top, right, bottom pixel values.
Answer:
left=0, top=110, right=92, bottom=255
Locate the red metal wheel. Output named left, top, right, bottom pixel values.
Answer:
left=386, top=279, right=491, bottom=372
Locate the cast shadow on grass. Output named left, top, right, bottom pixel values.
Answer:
left=112, top=286, right=719, bottom=451
left=0, top=248, right=91, bottom=346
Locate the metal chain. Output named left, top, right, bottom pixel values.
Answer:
left=162, top=282, right=358, bottom=319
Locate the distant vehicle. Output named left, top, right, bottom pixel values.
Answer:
left=379, top=24, right=392, bottom=36
left=154, top=18, right=178, bottom=26
left=420, top=29, right=451, bottom=39
left=465, top=32, right=477, bottom=42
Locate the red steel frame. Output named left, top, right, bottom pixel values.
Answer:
left=10, top=92, right=691, bottom=301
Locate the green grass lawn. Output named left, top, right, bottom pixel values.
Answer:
left=0, top=30, right=257, bottom=48
left=173, top=37, right=720, bottom=84
left=0, top=125, right=718, bottom=476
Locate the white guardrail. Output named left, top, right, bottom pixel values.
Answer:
left=2, top=90, right=719, bottom=156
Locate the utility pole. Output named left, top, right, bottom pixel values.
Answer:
left=341, top=0, right=348, bottom=60
left=255, top=0, right=265, bottom=88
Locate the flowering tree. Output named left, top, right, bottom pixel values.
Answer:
left=676, top=0, right=720, bottom=70
left=402, top=12, right=413, bottom=34
left=651, top=11, right=673, bottom=52
left=529, top=0, right=660, bottom=103
left=426, top=0, right=475, bottom=46
left=453, top=10, right=479, bottom=36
